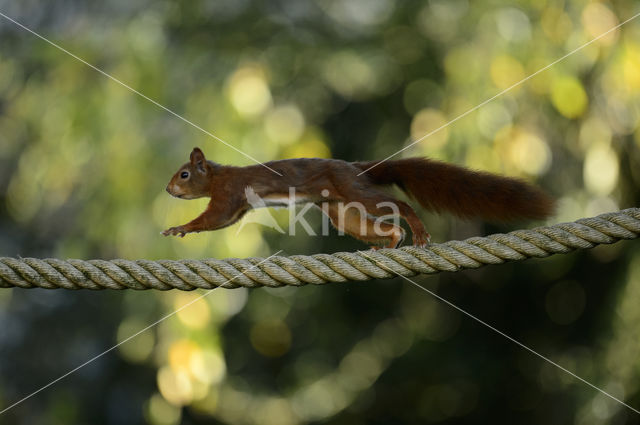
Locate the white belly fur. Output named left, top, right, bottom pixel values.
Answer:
left=262, top=194, right=310, bottom=207
left=245, top=186, right=310, bottom=209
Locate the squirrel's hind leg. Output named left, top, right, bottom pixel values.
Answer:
left=319, top=202, right=405, bottom=249
left=336, top=194, right=431, bottom=247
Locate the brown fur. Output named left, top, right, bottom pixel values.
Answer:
left=163, top=148, right=554, bottom=249
left=354, top=158, right=554, bottom=220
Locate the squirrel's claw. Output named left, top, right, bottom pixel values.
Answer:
left=412, top=231, right=431, bottom=248
left=162, top=226, right=188, bottom=237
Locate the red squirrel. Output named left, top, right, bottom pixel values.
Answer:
left=162, top=147, right=554, bottom=249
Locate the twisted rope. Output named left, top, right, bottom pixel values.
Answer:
left=1, top=208, right=638, bottom=290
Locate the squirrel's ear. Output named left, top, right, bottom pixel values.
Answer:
left=190, top=147, right=205, bottom=163
left=190, top=147, right=206, bottom=174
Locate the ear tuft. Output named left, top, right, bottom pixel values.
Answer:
left=190, top=147, right=205, bottom=164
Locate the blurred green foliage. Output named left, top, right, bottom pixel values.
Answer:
left=1, top=0, right=640, bottom=424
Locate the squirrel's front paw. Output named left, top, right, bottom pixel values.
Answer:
left=162, top=226, right=187, bottom=237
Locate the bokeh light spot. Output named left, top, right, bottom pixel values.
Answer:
left=582, top=3, right=619, bottom=46
left=117, top=318, right=155, bottom=363
left=145, top=393, right=182, bottom=425
left=283, top=129, right=331, bottom=158
left=622, top=44, right=640, bottom=92
left=318, top=0, right=394, bottom=29
left=174, top=292, right=211, bottom=329
left=250, top=319, right=292, bottom=357
left=495, top=126, right=551, bottom=176
left=157, top=365, right=194, bottom=406
left=322, top=51, right=398, bottom=100
left=541, top=7, right=573, bottom=43
left=495, top=7, right=531, bottom=42
left=168, top=339, right=200, bottom=372
left=583, top=143, right=619, bottom=196
left=490, top=55, right=525, bottom=90
left=417, top=0, right=468, bottom=42
left=410, top=108, right=449, bottom=150
left=579, top=116, right=612, bottom=150
left=227, top=67, right=272, bottom=118
left=476, top=102, right=512, bottom=139
left=264, top=104, right=306, bottom=146
left=550, top=76, right=588, bottom=119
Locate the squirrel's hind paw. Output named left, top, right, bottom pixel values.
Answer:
left=412, top=232, right=431, bottom=248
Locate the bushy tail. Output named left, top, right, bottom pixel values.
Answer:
left=355, top=158, right=554, bottom=221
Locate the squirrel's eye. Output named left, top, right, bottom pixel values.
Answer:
left=180, top=171, right=189, bottom=179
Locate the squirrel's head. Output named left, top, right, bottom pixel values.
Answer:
left=166, top=147, right=214, bottom=199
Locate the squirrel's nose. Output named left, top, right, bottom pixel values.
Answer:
left=165, top=185, right=171, bottom=194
